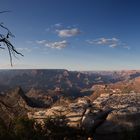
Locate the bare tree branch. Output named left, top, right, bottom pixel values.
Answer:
left=0, top=12, right=23, bottom=66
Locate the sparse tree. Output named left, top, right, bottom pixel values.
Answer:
left=0, top=11, right=23, bottom=66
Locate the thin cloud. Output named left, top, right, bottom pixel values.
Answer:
left=54, top=23, right=62, bottom=28
left=45, top=23, right=81, bottom=38
left=45, top=23, right=62, bottom=32
left=56, top=28, right=81, bottom=37
left=123, top=45, right=131, bottom=50
left=17, top=47, right=31, bottom=52
left=87, top=37, right=130, bottom=49
left=36, top=40, right=68, bottom=50
left=36, top=40, right=46, bottom=44
left=45, top=40, right=68, bottom=49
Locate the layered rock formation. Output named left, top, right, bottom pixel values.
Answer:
left=93, top=92, right=140, bottom=134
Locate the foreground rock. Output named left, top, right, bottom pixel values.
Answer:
left=28, top=97, right=112, bottom=132
left=27, top=91, right=140, bottom=140
left=93, top=92, right=140, bottom=134
left=1, top=86, right=140, bottom=139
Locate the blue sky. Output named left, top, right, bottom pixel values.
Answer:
left=0, top=0, right=140, bottom=70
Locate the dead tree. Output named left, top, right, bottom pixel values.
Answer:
left=0, top=11, right=23, bottom=66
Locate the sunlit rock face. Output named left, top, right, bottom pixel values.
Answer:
left=27, top=91, right=140, bottom=135
left=93, top=92, right=140, bottom=134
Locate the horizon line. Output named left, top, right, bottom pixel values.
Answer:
left=0, top=68, right=140, bottom=72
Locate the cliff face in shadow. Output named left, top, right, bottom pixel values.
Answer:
left=0, top=87, right=51, bottom=124
left=0, top=87, right=28, bottom=124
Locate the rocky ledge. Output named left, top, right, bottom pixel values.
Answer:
left=93, top=92, right=140, bottom=134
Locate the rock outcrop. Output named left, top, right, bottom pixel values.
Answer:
left=93, top=92, right=140, bottom=134
left=0, top=87, right=44, bottom=124
left=28, top=96, right=112, bottom=133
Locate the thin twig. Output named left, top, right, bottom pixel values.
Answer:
left=0, top=21, right=23, bottom=66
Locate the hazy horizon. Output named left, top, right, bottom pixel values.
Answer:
left=0, top=67, right=140, bottom=72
